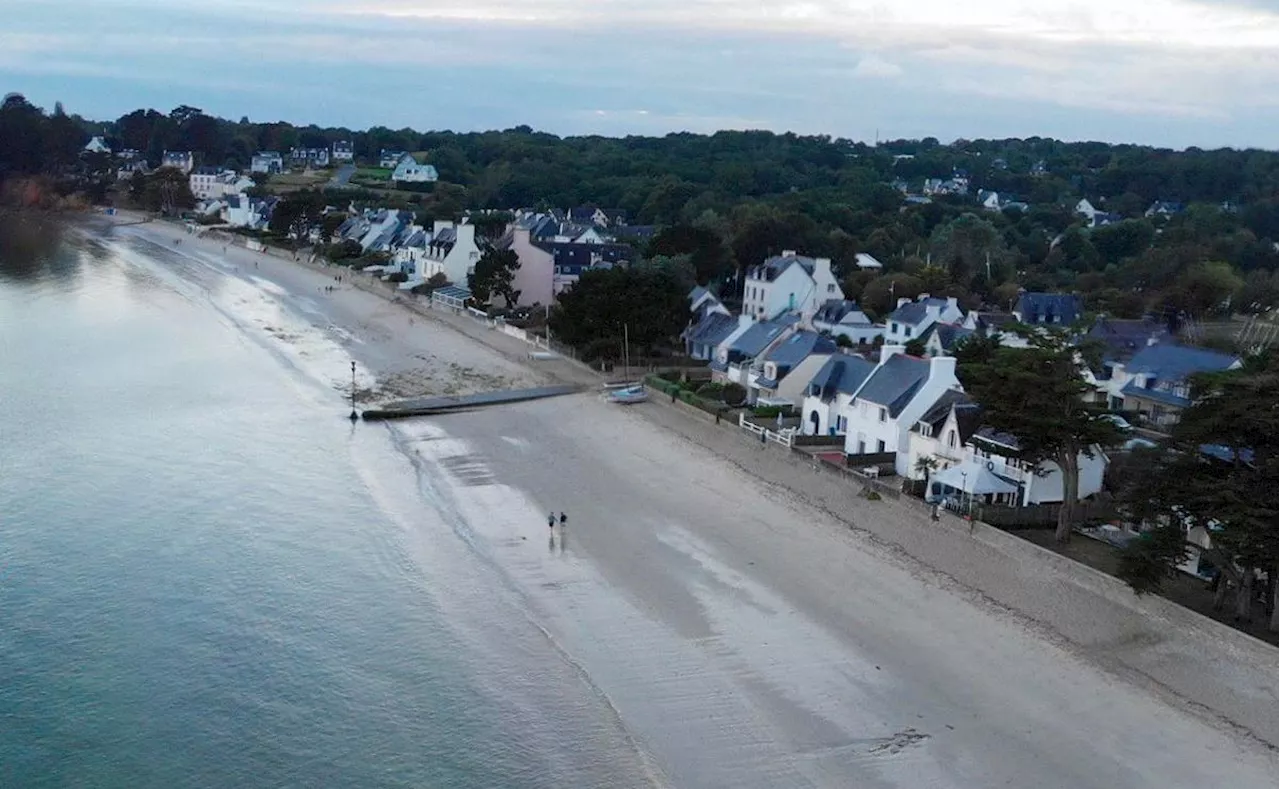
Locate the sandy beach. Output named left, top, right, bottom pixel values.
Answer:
left=107, top=216, right=1277, bottom=788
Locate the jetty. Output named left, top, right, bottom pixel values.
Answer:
left=361, top=384, right=583, bottom=420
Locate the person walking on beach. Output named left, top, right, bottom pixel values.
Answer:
left=559, top=512, right=567, bottom=527
left=548, top=512, right=556, bottom=530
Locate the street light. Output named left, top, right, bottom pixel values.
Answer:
left=349, top=361, right=359, bottom=421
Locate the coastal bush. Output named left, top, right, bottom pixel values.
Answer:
left=721, top=382, right=747, bottom=406
left=386, top=271, right=408, bottom=283
left=696, top=381, right=725, bottom=399
left=751, top=405, right=792, bottom=419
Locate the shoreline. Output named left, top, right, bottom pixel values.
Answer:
left=107, top=217, right=1277, bottom=760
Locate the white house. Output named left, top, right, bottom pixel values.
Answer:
left=160, top=150, right=195, bottom=174
left=501, top=226, right=556, bottom=307
left=220, top=195, right=271, bottom=230
left=839, top=346, right=962, bottom=476
left=331, top=140, right=354, bottom=162
left=83, top=136, right=111, bottom=154
left=854, top=253, right=883, bottom=271
left=741, top=251, right=842, bottom=322
left=421, top=221, right=479, bottom=284
left=801, top=354, right=877, bottom=436
left=188, top=167, right=222, bottom=200
left=978, top=190, right=1002, bottom=211
left=1075, top=198, right=1099, bottom=222
left=709, top=316, right=798, bottom=388
left=379, top=150, right=407, bottom=169
left=1094, top=343, right=1240, bottom=429
left=250, top=151, right=283, bottom=174
left=1145, top=201, right=1183, bottom=218
left=390, top=153, right=439, bottom=183
left=885, top=294, right=964, bottom=343
left=1012, top=291, right=1083, bottom=326
left=750, top=330, right=838, bottom=407
left=810, top=299, right=884, bottom=346
left=906, top=392, right=1108, bottom=507
left=289, top=148, right=330, bottom=168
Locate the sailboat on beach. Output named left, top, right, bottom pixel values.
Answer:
left=606, top=323, right=647, bottom=404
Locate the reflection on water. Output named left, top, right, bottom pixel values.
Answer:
left=0, top=212, right=80, bottom=284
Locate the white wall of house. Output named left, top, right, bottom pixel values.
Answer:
left=886, top=296, right=963, bottom=341
left=802, top=391, right=852, bottom=436
left=422, top=222, right=479, bottom=285
left=742, top=254, right=842, bottom=321
left=508, top=227, right=555, bottom=306
left=391, top=154, right=438, bottom=183
left=841, top=349, right=962, bottom=476
left=708, top=316, right=764, bottom=384
left=756, top=353, right=833, bottom=407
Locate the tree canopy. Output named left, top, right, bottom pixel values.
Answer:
left=549, top=267, right=688, bottom=362
left=955, top=330, right=1124, bottom=542
left=467, top=247, right=521, bottom=307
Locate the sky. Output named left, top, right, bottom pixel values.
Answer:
left=1, top=0, right=1277, bottom=149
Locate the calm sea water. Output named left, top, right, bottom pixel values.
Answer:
left=0, top=219, right=653, bottom=789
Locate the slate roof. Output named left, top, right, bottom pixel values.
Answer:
left=1014, top=292, right=1083, bottom=324
left=915, top=390, right=974, bottom=435
left=1120, top=382, right=1192, bottom=408
left=855, top=354, right=930, bottom=417
left=1123, top=343, right=1238, bottom=381
left=1087, top=317, right=1170, bottom=363
left=729, top=320, right=792, bottom=360
left=750, top=254, right=815, bottom=281
left=763, top=330, right=836, bottom=370
left=807, top=355, right=877, bottom=399
left=926, top=323, right=975, bottom=350
left=689, top=285, right=710, bottom=304
left=813, top=299, right=869, bottom=326
left=192, top=165, right=219, bottom=175
left=973, top=426, right=1021, bottom=450
left=888, top=297, right=950, bottom=326
left=686, top=312, right=738, bottom=347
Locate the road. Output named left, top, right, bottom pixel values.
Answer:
left=328, top=163, right=356, bottom=187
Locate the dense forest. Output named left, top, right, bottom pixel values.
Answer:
left=2, top=92, right=1277, bottom=324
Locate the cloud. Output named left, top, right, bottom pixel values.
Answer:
left=851, top=55, right=903, bottom=79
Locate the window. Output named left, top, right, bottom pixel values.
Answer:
left=879, top=407, right=887, bottom=422
left=827, top=284, right=835, bottom=292
left=890, top=324, right=897, bottom=335
left=837, top=416, right=847, bottom=432
left=947, top=431, right=957, bottom=448
left=876, top=440, right=886, bottom=453
left=904, top=327, right=912, bottom=337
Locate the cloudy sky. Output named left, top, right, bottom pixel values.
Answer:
left=2, top=0, right=1276, bottom=148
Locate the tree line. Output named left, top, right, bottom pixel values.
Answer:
left=3, top=92, right=1277, bottom=327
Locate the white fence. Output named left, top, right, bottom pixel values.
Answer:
left=738, top=412, right=794, bottom=448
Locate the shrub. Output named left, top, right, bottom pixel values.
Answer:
left=386, top=271, right=409, bottom=283
left=722, top=382, right=747, bottom=406
left=752, top=405, right=791, bottom=419
left=835, top=334, right=853, bottom=348
left=696, top=381, right=725, bottom=399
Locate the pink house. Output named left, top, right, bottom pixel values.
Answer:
left=506, top=227, right=555, bottom=307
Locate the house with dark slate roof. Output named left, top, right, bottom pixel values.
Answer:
left=1012, top=292, right=1083, bottom=326
left=709, top=315, right=798, bottom=387
left=906, top=392, right=1108, bottom=507
left=886, top=294, right=963, bottom=342
left=1099, top=343, right=1240, bottom=430
left=750, top=331, right=838, bottom=407
left=838, top=347, right=961, bottom=475
left=920, top=322, right=975, bottom=357
left=742, top=250, right=842, bottom=321
left=800, top=354, right=878, bottom=436
left=810, top=299, right=884, bottom=346
left=684, top=311, right=742, bottom=361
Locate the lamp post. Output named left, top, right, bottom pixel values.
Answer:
left=349, top=361, right=359, bottom=421
left=959, top=470, right=969, bottom=520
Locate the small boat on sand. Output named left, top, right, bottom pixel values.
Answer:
left=608, top=385, right=648, bottom=405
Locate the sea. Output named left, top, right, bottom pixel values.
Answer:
left=0, top=217, right=656, bottom=789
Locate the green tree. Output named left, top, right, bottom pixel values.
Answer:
left=268, top=191, right=326, bottom=242
left=861, top=273, right=924, bottom=318
left=929, top=213, right=1006, bottom=285
left=549, top=266, right=687, bottom=360
left=646, top=224, right=733, bottom=285
left=467, top=247, right=521, bottom=306
left=1114, top=358, right=1278, bottom=628
left=904, top=338, right=927, bottom=356
left=955, top=329, right=1124, bottom=542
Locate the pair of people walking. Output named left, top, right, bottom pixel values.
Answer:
left=548, top=512, right=567, bottom=529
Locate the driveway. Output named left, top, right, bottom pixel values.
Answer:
left=328, top=164, right=356, bottom=188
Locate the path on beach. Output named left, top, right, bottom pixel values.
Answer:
left=114, top=220, right=1278, bottom=788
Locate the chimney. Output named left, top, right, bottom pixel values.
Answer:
left=946, top=296, right=959, bottom=312
left=456, top=224, right=476, bottom=246
left=917, top=292, right=931, bottom=301
left=781, top=249, right=797, bottom=257
left=814, top=257, right=832, bottom=278
left=897, top=297, right=911, bottom=309
left=880, top=343, right=906, bottom=364
left=929, top=355, right=957, bottom=381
